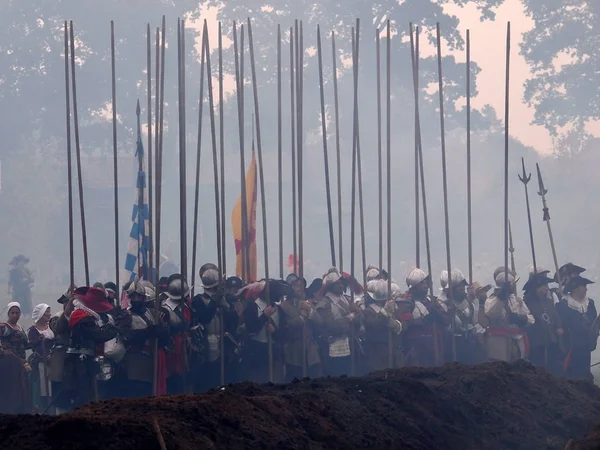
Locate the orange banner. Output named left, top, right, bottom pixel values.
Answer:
left=232, top=152, right=257, bottom=282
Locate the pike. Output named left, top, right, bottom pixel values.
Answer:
left=203, top=21, right=223, bottom=274
left=111, top=22, right=120, bottom=293
left=232, top=22, right=249, bottom=281
left=435, top=22, right=456, bottom=362
left=466, top=29, right=473, bottom=284
left=177, top=19, right=188, bottom=280
left=410, top=23, right=437, bottom=363
left=248, top=18, right=273, bottom=382
left=536, top=163, right=562, bottom=294
left=331, top=31, right=343, bottom=272
left=317, top=25, right=336, bottom=267
left=277, top=25, right=283, bottom=278
left=503, top=23, right=511, bottom=293
left=297, top=20, right=305, bottom=278
left=218, top=22, right=227, bottom=276
left=290, top=25, right=298, bottom=274
left=63, top=22, right=74, bottom=289
left=385, top=19, right=393, bottom=369
left=191, top=23, right=207, bottom=296
left=146, top=24, right=154, bottom=279
left=376, top=28, right=383, bottom=270
left=509, top=220, right=516, bottom=275
left=153, top=18, right=166, bottom=397
left=69, top=21, right=90, bottom=286
left=203, top=20, right=225, bottom=386
left=518, top=158, right=537, bottom=273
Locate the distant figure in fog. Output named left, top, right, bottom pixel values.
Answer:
left=8, top=255, right=33, bottom=317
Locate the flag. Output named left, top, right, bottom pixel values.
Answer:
left=123, top=108, right=153, bottom=288
left=232, top=152, right=257, bottom=282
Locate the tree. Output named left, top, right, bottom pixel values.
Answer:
left=0, top=0, right=203, bottom=159
left=520, top=0, right=600, bottom=144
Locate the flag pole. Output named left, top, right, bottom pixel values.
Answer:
left=317, top=25, right=336, bottom=268
left=110, top=21, right=120, bottom=294
left=63, top=22, right=75, bottom=289
left=277, top=25, right=284, bottom=278
left=331, top=31, right=343, bottom=272
left=69, top=21, right=90, bottom=286
left=435, top=22, right=456, bottom=362
left=191, top=24, right=207, bottom=296
left=205, top=20, right=223, bottom=274
left=146, top=24, right=154, bottom=281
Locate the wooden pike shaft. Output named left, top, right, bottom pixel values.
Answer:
left=205, top=21, right=223, bottom=277
left=191, top=25, right=207, bottom=294
left=466, top=29, right=472, bottom=284
left=218, top=22, right=227, bottom=276
left=147, top=24, right=154, bottom=279
left=435, top=22, right=455, bottom=362
left=277, top=25, right=283, bottom=278
left=290, top=26, right=298, bottom=273
left=111, top=22, right=120, bottom=292
left=177, top=19, right=188, bottom=280
left=409, top=25, right=432, bottom=288
left=350, top=26, right=357, bottom=282
left=63, top=22, right=74, bottom=288
left=509, top=220, right=516, bottom=274
left=519, top=158, right=536, bottom=273
left=154, top=26, right=160, bottom=282
left=504, top=22, right=511, bottom=287
left=247, top=17, right=271, bottom=380
left=317, top=25, right=336, bottom=267
left=155, top=16, right=166, bottom=285
left=69, top=21, right=90, bottom=286
left=386, top=20, right=392, bottom=296
left=331, top=32, right=343, bottom=272
left=376, top=28, right=383, bottom=270
left=385, top=20, right=393, bottom=369
left=297, top=21, right=304, bottom=278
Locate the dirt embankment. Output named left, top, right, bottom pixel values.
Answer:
left=1, top=360, right=600, bottom=450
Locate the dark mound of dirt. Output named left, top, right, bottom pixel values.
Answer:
left=2, top=361, right=600, bottom=450
left=565, top=424, right=600, bottom=450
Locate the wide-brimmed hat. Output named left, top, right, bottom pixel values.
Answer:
left=164, top=274, right=191, bottom=300
left=74, top=286, right=114, bottom=313
left=522, top=272, right=555, bottom=292
left=323, top=267, right=343, bottom=287
left=470, top=281, right=492, bottom=294
left=9, top=255, right=29, bottom=265
left=565, top=275, right=594, bottom=293
left=555, top=263, right=586, bottom=286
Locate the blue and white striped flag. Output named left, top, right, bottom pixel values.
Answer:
left=122, top=112, right=153, bottom=284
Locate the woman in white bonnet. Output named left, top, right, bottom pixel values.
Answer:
left=28, top=303, right=54, bottom=412
left=0, top=302, right=31, bottom=413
